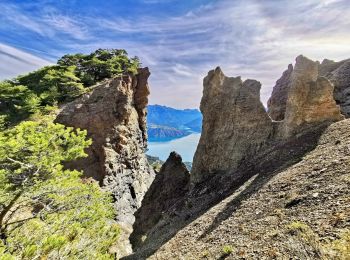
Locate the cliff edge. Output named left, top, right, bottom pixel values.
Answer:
left=56, top=68, right=155, bottom=257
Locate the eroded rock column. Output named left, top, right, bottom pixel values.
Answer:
left=191, top=67, right=274, bottom=183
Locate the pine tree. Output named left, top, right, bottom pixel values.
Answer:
left=0, top=120, right=119, bottom=259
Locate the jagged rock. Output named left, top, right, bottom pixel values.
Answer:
left=56, top=68, right=155, bottom=257
left=318, top=58, right=349, bottom=77
left=191, top=67, right=274, bottom=183
left=269, top=57, right=350, bottom=120
left=283, top=55, right=344, bottom=137
left=130, top=152, right=190, bottom=249
left=267, top=64, right=293, bottom=121
left=326, top=60, right=350, bottom=117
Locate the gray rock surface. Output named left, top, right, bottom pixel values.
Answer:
left=267, top=64, right=293, bottom=121
left=56, top=68, right=155, bottom=257
left=130, top=152, right=190, bottom=249
left=191, top=67, right=275, bottom=184
left=192, top=57, right=344, bottom=183
left=326, top=60, right=350, bottom=117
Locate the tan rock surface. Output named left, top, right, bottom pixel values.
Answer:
left=56, top=68, right=154, bottom=257
left=283, top=55, right=343, bottom=137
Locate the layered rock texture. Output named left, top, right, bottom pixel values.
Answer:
left=320, top=59, right=350, bottom=117
left=191, top=67, right=274, bottom=183
left=267, top=64, right=293, bottom=121
left=268, top=56, right=350, bottom=120
left=283, top=55, right=344, bottom=137
left=56, top=68, right=154, bottom=256
left=191, top=57, right=343, bottom=183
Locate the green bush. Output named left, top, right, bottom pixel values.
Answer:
left=222, top=245, right=234, bottom=256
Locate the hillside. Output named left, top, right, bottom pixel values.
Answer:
left=144, top=119, right=350, bottom=259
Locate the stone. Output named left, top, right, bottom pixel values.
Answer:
left=283, top=55, right=344, bottom=137
left=191, top=67, right=274, bottom=183
left=267, top=64, right=293, bottom=121
left=55, top=68, right=154, bottom=257
left=130, top=152, right=190, bottom=249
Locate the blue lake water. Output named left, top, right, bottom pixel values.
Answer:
left=147, top=133, right=201, bottom=162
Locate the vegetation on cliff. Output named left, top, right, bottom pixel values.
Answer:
left=0, top=49, right=140, bottom=258
left=0, top=49, right=140, bottom=127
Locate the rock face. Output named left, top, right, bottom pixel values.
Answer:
left=191, top=67, right=275, bottom=183
left=192, top=56, right=344, bottom=183
left=267, top=64, right=293, bottom=121
left=126, top=55, right=348, bottom=259
left=269, top=57, right=350, bottom=120
left=130, top=152, right=190, bottom=249
left=324, top=60, right=350, bottom=117
left=283, top=55, right=344, bottom=137
left=56, top=68, right=154, bottom=257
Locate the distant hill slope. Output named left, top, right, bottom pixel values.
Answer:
left=147, top=105, right=202, bottom=140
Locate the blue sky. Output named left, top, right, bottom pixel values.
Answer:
left=1, top=0, right=350, bottom=108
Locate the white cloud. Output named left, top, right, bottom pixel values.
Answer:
left=1, top=0, right=350, bottom=108
left=0, top=43, right=52, bottom=80
left=43, top=13, right=89, bottom=40
left=0, top=3, right=89, bottom=40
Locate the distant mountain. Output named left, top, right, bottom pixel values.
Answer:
left=147, top=105, right=202, bottom=141
left=147, top=105, right=202, bottom=130
left=148, top=124, right=189, bottom=141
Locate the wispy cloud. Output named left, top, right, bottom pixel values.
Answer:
left=0, top=43, right=52, bottom=80
left=0, top=2, right=89, bottom=40
left=1, top=0, right=350, bottom=108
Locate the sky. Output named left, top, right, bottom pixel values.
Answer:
left=1, top=0, right=350, bottom=109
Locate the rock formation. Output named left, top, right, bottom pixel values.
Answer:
left=130, top=152, right=190, bottom=249
left=56, top=68, right=155, bottom=257
left=192, top=56, right=343, bottom=183
left=191, top=67, right=275, bottom=183
left=267, top=64, right=293, bottom=121
left=322, top=59, right=350, bottom=117
left=282, top=55, right=344, bottom=137
left=269, top=57, right=350, bottom=120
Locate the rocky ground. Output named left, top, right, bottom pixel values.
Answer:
left=145, top=119, right=350, bottom=259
